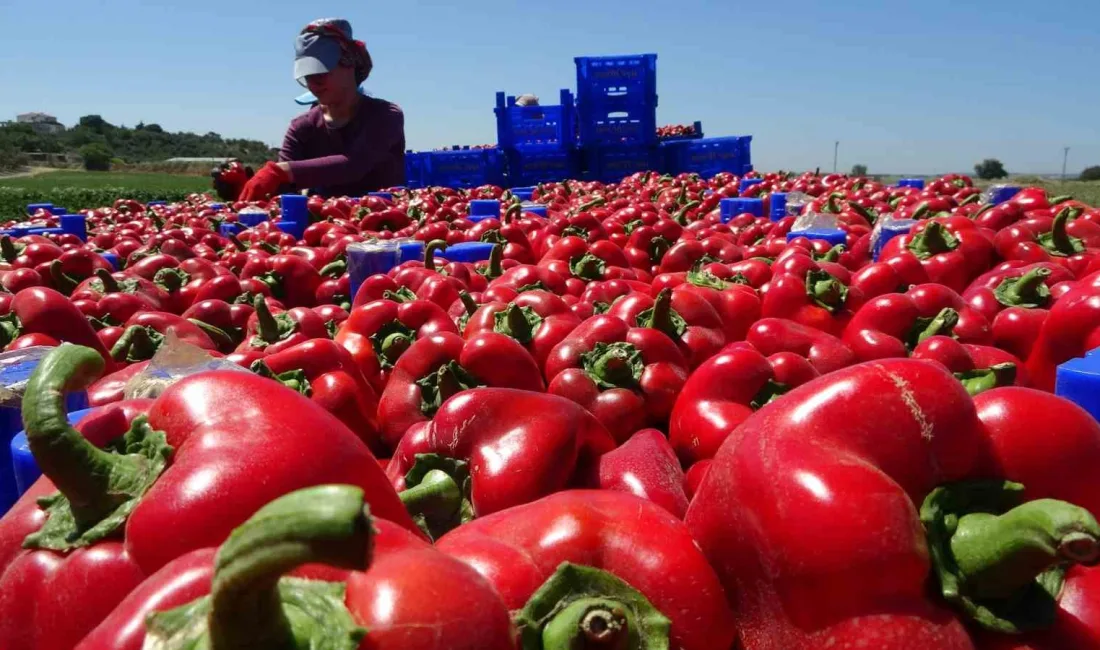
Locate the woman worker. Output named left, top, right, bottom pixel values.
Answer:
left=215, top=18, right=406, bottom=201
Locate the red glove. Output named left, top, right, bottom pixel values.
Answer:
left=238, top=161, right=291, bottom=201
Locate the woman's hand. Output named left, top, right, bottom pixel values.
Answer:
left=239, top=162, right=293, bottom=201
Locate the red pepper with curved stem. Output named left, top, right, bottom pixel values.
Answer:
left=251, top=338, right=383, bottom=454
left=544, top=314, right=689, bottom=442
left=389, top=240, right=449, bottom=289
left=593, top=428, right=689, bottom=517
left=669, top=344, right=818, bottom=467
left=994, top=206, right=1100, bottom=277
left=359, top=205, right=413, bottom=232
left=657, top=236, right=743, bottom=274
left=0, top=344, right=419, bottom=648
left=377, top=331, right=544, bottom=449
left=623, top=221, right=684, bottom=272
left=436, top=490, right=737, bottom=650
left=463, top=289, right=581, bottom=371
left=313, top=303, right=349, bottom=337
left=190, top=272, right=274, bottom=306
left=181, top=298, right=251, bottom=351
left=843, top=292, right=970, bottom=362
left=335, top=298, right=459, bottom=395
left=0, top=267, right=45, bottom=293
left=774, top=244, right=849, bottom=281
left=240, top=253, right=323, bottom=307
left=488, top=262, right=573, bottom=297
left=70, top=268, right=169, bottom=310
left=0, top=235, right=61, bottom=269
left=963, top=263, right=1069, bottom=324
left=0, top=286, right=114, bottom=362
left=760, top=269, right=863, bottom=337
left=879, top=217, right=994, bottom=292
left=850, top=253, right=930, bottom=299
left=75, top=486, right=515, bottom=650
left=910, top=335, right=1024, bottom=394
left=579, top=278, right=654, bottom=314
left=150, top=259, right=232, bottom=314
left=387, top=389, right=616, bottom=539
left=1011, top=185, right=1072, bottom=212
left=686, top=358, right=1100, bottom=649
left=726, top=257, right=774, bottom=287
left=236, top=294, right=329, bottom=356
left=607, top=287, right=726, bottom=369
left=109, top=312, right=222, bottom=366
left=906, top=282, right=993, bottom=344
left=745, top=317, right=857, bottom=374
left=79, top=291, right=160, bottom=330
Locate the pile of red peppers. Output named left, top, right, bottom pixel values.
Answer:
left=1, top=171, right=1100, bottom=649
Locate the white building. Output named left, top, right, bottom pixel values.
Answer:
left=15, top=112, right=64, bottom=134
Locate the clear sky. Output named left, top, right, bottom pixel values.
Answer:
left=2, top=0, right=1097, bottom=176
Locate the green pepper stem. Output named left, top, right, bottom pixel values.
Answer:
left=1043, top=207, right=1083, bottom=256
left=95, top=268, right=120, bottom=294
left=253, top=294, right=281, bottom=343
left=636, top=288, right=685, bottom=339
left=49, top=260, right=79, bottom=295
left=907, top=222, right=959, bottom=259
left=398, top=469, right=464, bottom=533
left=911, top=308, right=959, bottom=348
left=22, top=345, right=130, bottom=528
left=459, top=291, right=479, bottom=317
left=994, top=267, right=1052, bottom=308
left=949, top=499, right=1100, bottom=600
left=424, top=239, right=447, bottom=272
left=541, top=599, right=630, bottom=650
left=495, top=304, right=541, bottom=344
left=208, top=485, right=373, bottom=649
left=110, top=325, right=163, bottom=362
left=480, top=244, right=504, bottom=279
left=320, top=259, right=347, bottom=279
left=0, top=235, right=19, bottom=263
left=581, top=342, right=643, bottom=390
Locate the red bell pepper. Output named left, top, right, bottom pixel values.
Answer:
left=843, top=292, right=969, bottom=362
left=849, top=252, right=931, bottom=299
left=594, top=427, right=689, bottom=518
left=686, top=358, right=1100, bottom=649
left=669, top=343, right=818, bottom=467
left=0, top=286, right=114, bottom=362
left=539, top=235, right=638, bottom=289
left=251, top=338, right=384, bottom=454
left=878, top=216, right=994, bottom=292
left=1025, top=276, right=1100, bottom=390
left=75, top=486, right=515, bottom=650
left=108, top=311, right=222, bottom=365
left=334, top=298, right=459, bottom=395
left=545, top=314, right=689, bottom=441
left=188, top=272, right=273, bottom=306
left=745, top=316, right=857, bottom=374
left=657, top=235, right=742, bottom=274
left=607, top=287, right=727, bottom=368
left=623, top=220, right=684, bottom=272
left=0, top=343, right=418, bottom=648
left=993, top=206, right=1100, bottom=277
left=436, top=490, right=738, bottom=650
left=240, top=253, right=323, bottom=307
left=387, top=388, right=616, bottom=539
left=578, top=278, right=653, bottom=314
left=377, top=331, right=544, bottom=449
left=910, top=335, right=1024, bottom=393
left=760, top=269, right=863, bottom=337
left=180, top=298, right=256, bottom=351
left=488, top=262, right=573, bottom=297
left=463, top=289, right=581, bottom=370
left=991, top=306, right=1050, bottom=362
left=963, top=263, right=1072, bottom=324
left=906, top=282, right=993, bottom=344
left=70, top=268, right=169, bottom=311
left=236, top=295, right=329, bottom=356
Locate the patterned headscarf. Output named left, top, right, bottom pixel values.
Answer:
left=301, top=19, right=373, bottom=84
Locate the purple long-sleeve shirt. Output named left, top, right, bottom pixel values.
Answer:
left=278, top=95, right=406, bottom=197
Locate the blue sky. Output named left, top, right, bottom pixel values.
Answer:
left=1, top=0, right=1097, bottom=175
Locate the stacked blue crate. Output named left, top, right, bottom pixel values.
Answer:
left=405, top=151, right=428, bottom=189
left=574, top=54, right=662, bottom=183
left=424, top=146, right=506, bottom=189
left=496, top=89, right=581, bottom=185
left=662, top=136, right=753, bottom=178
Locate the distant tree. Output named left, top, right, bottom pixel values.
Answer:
left=974, top=159, right=1008, bottom=180
left=851, top=164, right=868, bottom=176
left=79, top=143, right=113, bottom=171
left=1081, top=166, right=1100, bottom=181
left=0, top=146, right=28, bottom=172
left=78, top=115, right=111, bottom=133
left=144, top=123, right=164, bottom=133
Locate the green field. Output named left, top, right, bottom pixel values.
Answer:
left=990, top=179, right=1100, bottom=208
left=0, top=170, right=210, bottom=193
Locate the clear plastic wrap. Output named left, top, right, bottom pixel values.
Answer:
left=791, top=211, right=839, bottom=233
left=0, top=346, right=58, bottom=408
left=784, top=191, right=812, bottom=217
left=122, top=331, right=249, bottom=400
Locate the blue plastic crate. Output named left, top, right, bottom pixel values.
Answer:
left=505, top=148, right=581, bottom=186
left=575, top=54, right=658, bottom=107
left=425, top=148, right=506, bottom=189
left=405, top=151, right=428, bottom=189
left=664, top=136, right=752, bottom=178
left=584, top=145, right=661, bottom=184
left=576, top=99, right=658, bottom=147
left=496, top=89, right=576, bottom=151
